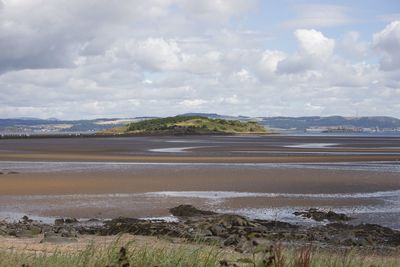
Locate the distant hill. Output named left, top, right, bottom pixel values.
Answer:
left=0, top=117, right=155, bottom=133
left=102, top=116, right=267, bottom=135
left=260, top=116, right=400, bottom=130
left=179, top=114, right=400, bottom=130
left=1, top=114, right=399, bottom=135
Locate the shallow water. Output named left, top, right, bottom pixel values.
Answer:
left=1, top=160, right=400, bottom=173
left=0, top=189, right=399, bottom=228
left=1, top=135, right=399, bottom=228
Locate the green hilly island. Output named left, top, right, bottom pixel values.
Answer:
left=102, top=116, right=268, bottom=135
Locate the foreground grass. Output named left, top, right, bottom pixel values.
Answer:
left=0, top=239, right=399, bottom=267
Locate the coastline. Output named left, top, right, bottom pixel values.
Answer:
left=1, top=205, right=399, bottom=252
left=0, top=135, right=399, bottom=228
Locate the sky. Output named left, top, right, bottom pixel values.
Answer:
left=0, top=0, right=399, bottom=119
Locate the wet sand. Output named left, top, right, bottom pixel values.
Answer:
left=0, top=168, right=399, bottom=195
left=0, top=135, right=399, bottom=227
left=0, top=163, right=399, bottom=226
left=0, top=135, right=399, bottom=163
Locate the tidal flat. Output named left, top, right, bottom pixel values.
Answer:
left=0, top=135, right=399, bottom=228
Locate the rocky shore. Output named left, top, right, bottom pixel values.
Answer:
left=1, top=206, right=399, bottom=253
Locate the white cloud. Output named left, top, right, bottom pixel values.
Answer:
left=180, top=99, right=207, bottom=108
left=178, top=0, right=258, bottom=22
left=277, top=29, right=335, bottom=74
left=338, top=31, right=369, bottom=60
left=373, top=21, right=400, bottom=71
left=217, top=95, right=240, bottom=105
left=283, top=4, right=353, bottom=28
left=295, top=29, right=335, bottom=58
left=142, top=79, right=153, bottom=84
left=258, top=50, right=286, bottom=73
left=0, top=1, right=399, bottom=119
left=235, top=69, right=254, bottom=83
left=130, top=38, right=182, bottom=71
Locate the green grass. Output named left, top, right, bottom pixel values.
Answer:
left=102, top=116, right=268, bottom=135
left=1, top=240, right=399, bottom=267
left=0, top=239, right=225, bottom=267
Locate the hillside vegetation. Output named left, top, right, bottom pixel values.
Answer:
left=103, top=116, right=267, bottom=135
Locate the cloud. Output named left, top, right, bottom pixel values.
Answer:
left=180, top=99, right=207, bottom=108
left=129, top=38, right=182, bottom=71
left=283, top=4, right=354, bottom=28
left=295, top=29, right=335, bottom=58
left=178, top=0, right=258, bottom=22
left=373, top=20, right=400, bottom=71
left=378, top=13, right=400, bottom=23
left=338, top=31, right=369, bottom=60
left=258, top=50, right=286, bottom=74
left=0, top=0, right=257, bottom=72
left=277, top=29, right=335, bottom=74
left=0, top=1, right=399, bottom=119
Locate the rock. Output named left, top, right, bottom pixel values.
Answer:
left=209, top=224, right=227, bottom=237
left=2, top=219, right=43, bottom=237
left=255, top=220, right=299, bottom=230
left=0, top=225, right=8, bottom=236
left=216, top=215, right=252, bottom=228
left=169, top=205, right=216, bottom=217
left=192, top=228, right=213, bottom=237
left=65, top=218, right=78, bottom=224
left=294, top=208, right=352, bottom=222
left=55, top=218, right=65, bottom=225
left=12, top=225, right=42, bottom=238
left=21, top=216, right=33, bottom=223
left=1, top=204, right=399, bottom=249
left=53, top=227, right=78, bottom=238
left=223, top=235, right=241, bottom=246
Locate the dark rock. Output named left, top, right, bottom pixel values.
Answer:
left=55, top=218, right=65, bottom=225
left=0, top=225, right=7, bottom=236
left=1, top=204, right=399, bottom=250
left=21, top=216, right=33, bottom=223
left=53, top=226, right=78, bottom=238
left=216, top=215, right=252, bottom=228
left=209, top=224, right=227, bottom=237
left=64, top=218, right=78, bottom=224
left=191, top=228, right=213, bottom=237
left=14, top=228, right=41, bottom=238
left=294, top=208, right=352, bottom=222
left=223, top=235, right=241, bottom=246
left=169, top=205, right=216, bottom=217
left=255, top=220, right=299, bottom=230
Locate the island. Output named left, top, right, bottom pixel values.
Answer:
left=100, top=115, right=269, bottom=135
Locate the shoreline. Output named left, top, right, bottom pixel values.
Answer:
left=1, top=135, right=399, bottom=253
left=0, top=132, right=278, bottom=140
left=1, top=205, right=399, bottom=252
left=1, top=154, right=399, bottom=228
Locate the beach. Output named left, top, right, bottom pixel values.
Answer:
left=0, top=135, right=399, bottom=228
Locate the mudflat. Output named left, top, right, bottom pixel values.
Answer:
left=0, top=168, right=399, bottom=195
left=0, top=135, right=399, bottom=227
left=0, top=135, right=400, bottom=163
